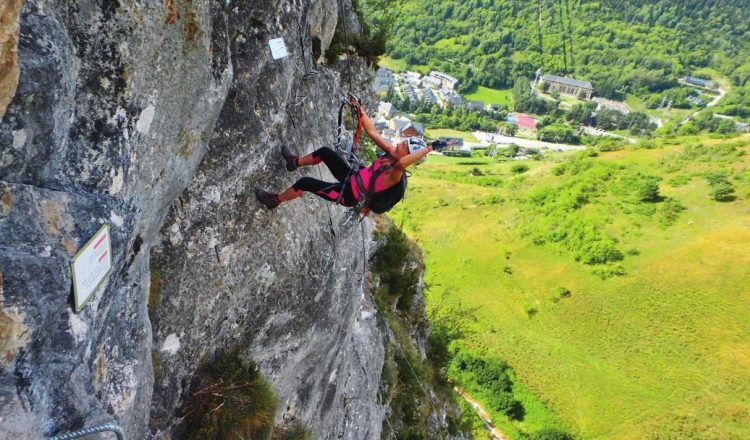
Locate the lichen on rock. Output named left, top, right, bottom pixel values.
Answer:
left=0, top=0, right=24, bottom=117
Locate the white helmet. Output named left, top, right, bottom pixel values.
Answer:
left=406, top=137, right=427, bottom=154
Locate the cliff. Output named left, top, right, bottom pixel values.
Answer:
left=0, top=0, right=386, bottom=438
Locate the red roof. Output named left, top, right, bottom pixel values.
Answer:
left=516, top=114, right=537, bottom=130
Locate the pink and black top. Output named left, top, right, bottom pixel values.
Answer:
left=350, top=155, right=397, bottom=202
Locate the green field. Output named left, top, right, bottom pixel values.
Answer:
left=377, top=56, right=408, bottom=72
left=464, top=86, right=513, bottom=107
left=424, top=128, right=479, bottom=143
left=396, top=135, right=750, bottom=439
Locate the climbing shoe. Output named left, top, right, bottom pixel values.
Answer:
left=255, top=187, right=280, bottom=210
left=281, top=145, right=298, bottom=172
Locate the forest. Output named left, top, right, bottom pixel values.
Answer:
left=360, top=0, right=750, bottom=119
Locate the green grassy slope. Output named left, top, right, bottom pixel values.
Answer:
left=392, top=136, right=750, bottom=439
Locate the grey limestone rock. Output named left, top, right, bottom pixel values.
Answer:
left=1, top=0, right=387, bottom=438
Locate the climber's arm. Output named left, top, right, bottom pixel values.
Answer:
left=359, top=106, right=397, bottom=156
left=396, top=144, right=433, bottom=169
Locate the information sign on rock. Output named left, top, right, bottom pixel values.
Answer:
left=269, top=37, right=288, bottom=60
left=71, top=224, right=112, bottom=311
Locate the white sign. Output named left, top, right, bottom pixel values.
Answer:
left=71, top=224, right=112, bottom=311
left=269, top=38, right=288, bottom=60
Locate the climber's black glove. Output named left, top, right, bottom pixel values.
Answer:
left=430, top=140, right=448, bottom=151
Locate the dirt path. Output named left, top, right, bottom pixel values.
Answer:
left=454, top=386, right=508, bottom=440
left=680, top=83, right=727, bottom=125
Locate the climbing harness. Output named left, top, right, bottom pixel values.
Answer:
left=331, top=93, right=371, bottom=220
left=49, top=423, right=124, bottom=440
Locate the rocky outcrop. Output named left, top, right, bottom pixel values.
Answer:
left=0, top=0, right=23, bottom=117
left=0, top=0, right=385, bottom=438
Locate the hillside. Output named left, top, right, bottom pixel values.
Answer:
left=394, top=136, right=750, bottom=438
left=0, top=1, right=451, bottom=438
left=364, top=0, right=750, bottom=118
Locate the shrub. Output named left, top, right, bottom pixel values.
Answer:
left=704, top=171, right=736, bottom=201
left=485, top=195, right=503, bottom=205
left=592, top=264, right=627, bottom=280
left=551, top=286, right=571, bottom=303
left=658, top=199, right=686, bottom=226
left=577, top=239, right=624, bottom=265
left=470, top=167, right=484, bottom=176
left=182, top=349, right=277, bottom=440
left=475, top=358, right=511, bottom=391
left=668, top=175, right=691, bottom=187
left=525, top=304, right=538, bottom=318
left=486, top=391, right=517, bottom=414
left=511, top=164, right=530, bottom=174
left=372, top=225, right=420, bottom=310
left=710, top=182, right=735, bottom=201
left=530, top=428, right=576, bottom=440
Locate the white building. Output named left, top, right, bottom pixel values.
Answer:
left=429, top=71, right=459, bottom=90
left=422, top=76, right=442, bottom=89
left=377, top=101, right=396, bottom=118
left=374, top=68, right=395, bottom=94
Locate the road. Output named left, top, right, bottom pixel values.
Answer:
left=680, top=82, right=727, bottom=125
left=579, top=126, right=637, bottom=144
left=453, top=386, right=508, bottom=440
left=471, top=131, right=587, bottom=151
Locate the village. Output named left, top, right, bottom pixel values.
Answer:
left=371, top=68, right=749, bottom=157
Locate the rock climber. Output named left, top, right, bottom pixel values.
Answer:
left=255, top=103, right=446, bottom=213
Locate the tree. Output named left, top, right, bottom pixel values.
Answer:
left=506, top=124, right=519, bottom=137
left=705, top=172, right=735, bottom=202
left=637, top=178, right=661, bottom=202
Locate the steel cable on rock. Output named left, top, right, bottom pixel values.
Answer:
left=48, top=423, right=124, bottom=440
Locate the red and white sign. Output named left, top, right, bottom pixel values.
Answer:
left=71, top=224, right=112, bottom=311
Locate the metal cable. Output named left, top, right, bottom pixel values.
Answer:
left=337, top=0, right=355, bottom=96
left=49, top=423, right=124, bottom=440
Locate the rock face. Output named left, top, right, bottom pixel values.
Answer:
left=0, top=0, right=385, bottom=438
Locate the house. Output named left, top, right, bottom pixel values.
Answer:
left=508, top=113, right=538, bottom=130
left=377, top=101, right=396, bottom=118
left=374, top=68, right=395, bottom=94
left=374, top=117, right=389, bottom=131
left=593, top=97, right=631, bottom=114
left=686, top=95, right=704, bottom=106
left=390, top=116, right=424, bottom=137
left=539, top=74, right=593, bottom=99
left=421, top=88, right=438, bottom=105
left=404, top=71, right=422, bottom=86
left=685, top=76, right=716, bottom=89
left=405, top=71, right=422, bottom=80
left=439, top=88, right=464, bottom=107
left=397, top=122, right=424, bottom=138
left=401, top=83, right=418, bottom=102
left=422, top=76, right=442, bottom=89
left=381, top=128, right=397, bottom=141
left=429, top=71, right=459, bottom=90
left=440, top=136, right=464, bottom=147
left=467, top=100, right=484, bottom=111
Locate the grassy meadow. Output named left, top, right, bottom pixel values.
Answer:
left=393, top=135, right=750, bottom=439
left=464, top=86, right=514, bottom=108
left=424, top=128, right=479, bottom=143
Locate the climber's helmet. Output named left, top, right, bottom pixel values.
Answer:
left=406, top=137, right=427, bottom=154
